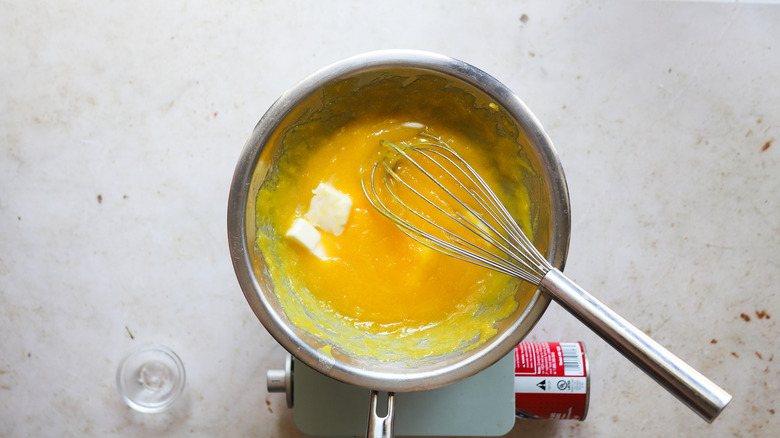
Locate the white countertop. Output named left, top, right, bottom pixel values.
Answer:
left=1, top=1, right=778, bottom=437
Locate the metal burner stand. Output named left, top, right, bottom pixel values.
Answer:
left=267, top=353, right=515, bottom=437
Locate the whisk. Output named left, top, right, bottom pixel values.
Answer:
left=362, top=136, right=732, bottom=423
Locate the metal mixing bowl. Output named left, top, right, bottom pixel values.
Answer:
left=227, top=50, right=571, bottom=392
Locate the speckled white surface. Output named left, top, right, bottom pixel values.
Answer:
left=1, top=1, right=778, bottom=437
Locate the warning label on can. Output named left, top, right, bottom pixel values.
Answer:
left=514, top=342, right=589, bottom=421
left=514, top=376, right=588, bottom=394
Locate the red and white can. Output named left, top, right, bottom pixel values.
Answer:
left=514, top=341, right=590, bottom=420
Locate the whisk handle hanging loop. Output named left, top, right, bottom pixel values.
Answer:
left=539, top=268, right=732, bottom=423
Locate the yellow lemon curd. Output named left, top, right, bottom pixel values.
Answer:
left=255, top=115, right=536, bottom=362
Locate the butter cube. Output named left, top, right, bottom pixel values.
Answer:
left=305, top=182, right=352, bottom=236
left=285, top=217, right=327, bottom=259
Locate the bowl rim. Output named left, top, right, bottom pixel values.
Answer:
left=227, top=49, right=571, bottom=392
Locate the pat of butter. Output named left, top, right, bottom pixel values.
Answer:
left=305, top=182, right=352, bottom=236
left=285, top=217, right=328, bottom=260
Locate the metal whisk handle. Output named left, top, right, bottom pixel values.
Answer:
left=540, top=268, right=732, bottom=423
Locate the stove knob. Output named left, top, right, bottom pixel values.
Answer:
left=266, top=369, right=287, bottom=392
left=266, top=353, right=293, bottom=408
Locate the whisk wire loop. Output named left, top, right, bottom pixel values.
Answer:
left=362, top=138, right=551, bottom=283
left=365, top=160, right=526, bottom=279
left=381, top=144, right=512, bottom=264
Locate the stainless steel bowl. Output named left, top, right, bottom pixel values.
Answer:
left=227, top=50, right=571, bottom=393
